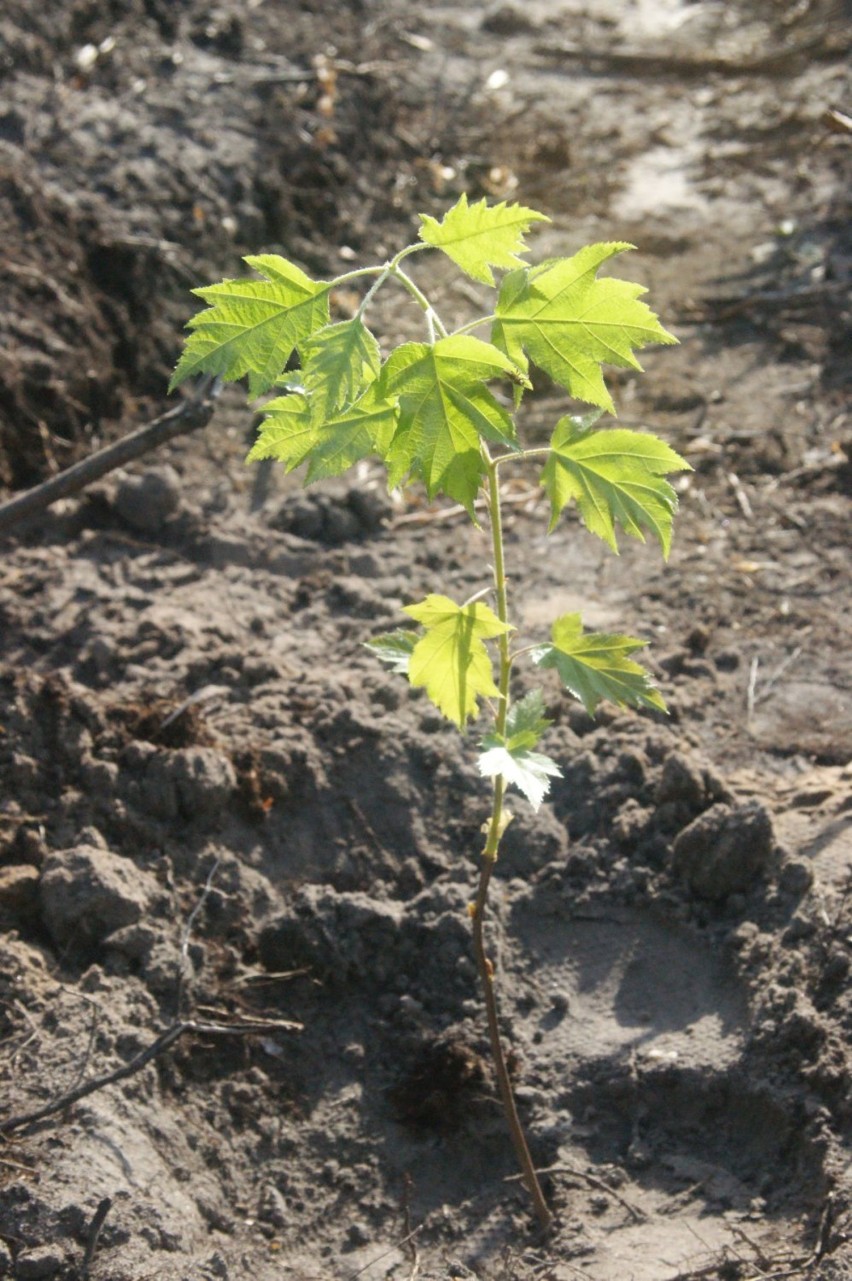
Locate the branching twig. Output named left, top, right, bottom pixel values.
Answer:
left=175, top=858, right=221, bottom=1020
left=0, top=1016, right=301, bottom=1136
left=506, top=1161, right=646, bottom=1224
left=0, top=375, right=221, bottom=536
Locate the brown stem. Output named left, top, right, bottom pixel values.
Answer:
left=471, top=858, right=552, bottom=1229
left=470, top=455, right=552, bottom=1230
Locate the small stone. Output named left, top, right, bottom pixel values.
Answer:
left=114, top=465, right=182, bottom=532
left=656, top=752, right=705, bottom=809
left=347, top=1221, right=372, bottom=1246
left=779, top=859, right=814, bottom=896
left=15, top=1245, right=65, bottom=1279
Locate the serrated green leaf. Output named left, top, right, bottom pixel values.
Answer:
left=493, top=243, right=678, bottom=413
left=170, top=254, right=329, bottom=398
left=478, top=688, right=561, bottom=810
left=248, top=383, right=398, bottom=480
left=542, top=415, right=691, bottom=557
left=418, top=193, right=549, bottom=286
left=305, top=383, right=398, bottom=481
left=403, top=594, right=512, bottom=727
left=365, top=630, right=417, bottom=674
left=301, top=318, right=381, bottom=417
left=378, top=335, right=526, bottom=513
left=532, top=612, right=666, bottom=715
left=246, top=393, right=314, bottom=469
left=477, top=744, right=562, bottom=812
left=501, top=688, right=552, bottom=751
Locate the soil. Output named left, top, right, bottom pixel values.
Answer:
left=1, top=2, right=851, bottom=1279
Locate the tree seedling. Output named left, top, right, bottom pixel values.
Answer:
left=172, top=194, right=688, bottom=1227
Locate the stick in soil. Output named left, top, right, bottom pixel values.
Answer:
left=0, top=1016, right=302, bottom=1136
left=81, top=1196, right=112, bottom=1281
left=0, top=374, right=221, bottom=536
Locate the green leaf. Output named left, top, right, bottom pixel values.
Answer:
left=478, top=690, right=562, bottom=811
left=532, top=613, right=666, bottom=715
left=365, top=630, right=417, bottom=674
left=378, top=335, right=526, bottom=513
left=247, top=383, right=398, bottom=481
left=502, top=688, right=553, bottom=750
left=170, top=254, right=329, bottom=398
left=478, top=744, right=561, bottom=812
left=301, top=318, right=381, bottom=417
left=542, top=414, right=691, bottom=557
left=306, top=384, right=398, bottom=482
left=493, top=242, right=678, bottom=413
left=246, top=393, right=314, bottom=470
left=403, top=594, right=512, bottom=727
left=418, top=193, right=549, bottom=286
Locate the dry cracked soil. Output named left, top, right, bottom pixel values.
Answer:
left=0, top=1, right=851, bottom=1279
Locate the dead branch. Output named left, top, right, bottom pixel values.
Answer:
left=81, top=1197, right=112, bottom=1281
left=0, top=375, right=221, bottom=537
left=0, top=1015, right=302, bottom=1136
left=534, top=31, right=850, bottom=79
left=506, top=1161, right=647, bottom=1224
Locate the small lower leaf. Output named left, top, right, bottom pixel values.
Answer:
left=477, top=744, right=562, bottom=811
left=365, top=630, right=417, bottom=674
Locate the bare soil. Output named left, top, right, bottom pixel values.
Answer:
left=1, top=2, right=850, bottom=1279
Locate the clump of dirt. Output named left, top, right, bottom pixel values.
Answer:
left=1, top=1, right=851, bottom=1279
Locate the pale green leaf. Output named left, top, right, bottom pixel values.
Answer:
left=403, top=594, right=512, bottom=727
left=246, top=393, right=315, bottom=469
left=378, top=335, right=526, bottom=513
left=248, top=384, right=398, bottom=480
left=478, top=688, right=561, bottom=810
left=365, top=630, right=417, bottom=674
left=501, top=688, right=553, bottom=751
left=493, top=243, right=678, bottom=413
left=305, top=383, right=399, bottom=482
left=542, top=415, right=691, bottom=557
left=477, top=744, right=561, bottom=812
left=171, top=254, right=329, bottom=398
left=418, top=193, right=549, bottom=286
left=532, top=612, right=666, bottom=715
left=301, top=319, right=381, bottom=417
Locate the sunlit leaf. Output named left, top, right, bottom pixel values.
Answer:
left=493, top=243, right=678, bottom=413
left=365, top=630, right=417, bottom=674
left=403, top=594, right=512, bottom=727
left=542, top=414, right=691, bottom=556
left=171, top=254, right=329, bottom=398
left=419, top=193, right=549, bottom=286
left=248, top=383, right=398, bottom=480
left=301, top=318, right=381, bottom=417
left=532, top=613, right=666, bottom=715
left=379, top=335, right=526, bottom=513
left=478, top=689, right=561, bottom=809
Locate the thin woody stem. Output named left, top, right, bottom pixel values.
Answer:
left=469, top=453, right=552, bottom=1231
